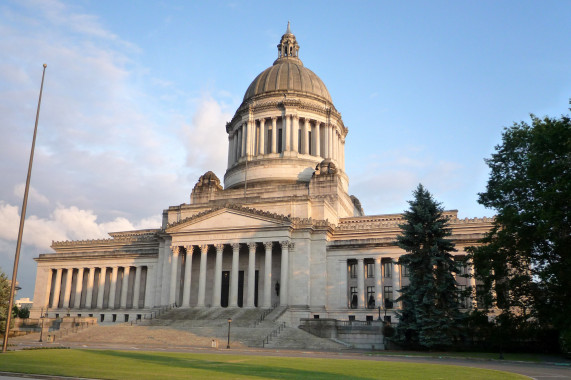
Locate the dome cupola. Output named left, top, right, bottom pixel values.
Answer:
left=223, top=24, right=348, bottom=192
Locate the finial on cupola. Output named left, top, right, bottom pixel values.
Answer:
left=286, top=21, right=291, bottom=34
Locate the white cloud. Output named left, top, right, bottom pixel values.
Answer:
left=13, top=184, right=50, bottom=206
left=0, top=202, right=161, bottom=251
left=181, top=97, right=232, bottom=180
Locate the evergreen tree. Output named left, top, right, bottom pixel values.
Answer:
left=394, top=184, right=464, bottom=349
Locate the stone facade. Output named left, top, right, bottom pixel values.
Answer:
left=30, top=25, right=491, bottom=327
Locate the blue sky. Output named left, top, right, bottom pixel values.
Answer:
left=1, top=0, right=570, bottom=298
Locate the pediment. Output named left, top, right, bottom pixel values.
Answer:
left=166, top=206, right=291, bottom=234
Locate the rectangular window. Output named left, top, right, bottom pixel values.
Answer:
left=384, top=286, right=393, bottom=308
left=476, top=284, right=486, bottom=308
left=298, top=131, right=301, bottom=152
left=267, top=129, right=272, bottom=154
left=277, top=129, right=283, bottom=153
left=366, top=262, right=375, bottom=278
left=457, top=285, right=468, bottom=309
left=367, top=286, right=375, bottom=309
left=402, top=264, right=410, bottom=277
left=350, top=286, right=358, bottom=309
left=349, top=262, right=357, bottom=278
left=383, top=262, right=392, bottom=278
left=308, top=131, right=312, bottom=155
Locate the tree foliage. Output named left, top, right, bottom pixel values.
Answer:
left=469, top=113, right=571, bottom=333
left=394, top=184, right=464, bottom=349
left=0, top=269, right=11, bottom=334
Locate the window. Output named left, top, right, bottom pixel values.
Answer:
left=383, top=286, right=393, bottom=308
left=383, top=262, right=392, bottom=278
left=267, top=130, right=272, bottom=153
left=367, top=286, right=375, bottom=309
left=308, top=131, right=312, bottom=155
left=456, top=259, right=468, bottom=276
left=457, top=285, right=468, bottom=309
left=402, top=264, right=410, bottom=277
left=298, top=132, right=301, bottom=153
left=277, top=129, right=283, bottom=153
left=366, top=262, right=375, bottom=278
left=349, top=262, right=357, bottom=278
left=476, top=285, right=487, bottom=308
left=350, top=287, right=358, bottom=309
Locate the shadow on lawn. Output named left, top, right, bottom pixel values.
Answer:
left=88, top=350, right=369, bottom=379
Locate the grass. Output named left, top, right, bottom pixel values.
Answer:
left=373, top=350, right=561, bottom=363
left=0, top=349, right=528, bottom=379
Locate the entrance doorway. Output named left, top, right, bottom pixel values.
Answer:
left=221, top=271, right=229, bottom=307
left=254, top=270, right=259, bottom=307
left=238, top=271, right=244, bottom=307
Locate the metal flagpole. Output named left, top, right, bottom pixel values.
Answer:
left=2, top=64, right=47, bottom=353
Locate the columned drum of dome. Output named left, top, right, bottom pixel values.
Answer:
left=224, top=24, right=349, bottom=191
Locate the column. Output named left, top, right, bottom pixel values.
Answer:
left=259, top=118, right=265, bottom=155
left=246, top=119, right=256, bottom=156
left=132, top=266, right=141, bottom=309
left=144, top=266, right=156, bottom=308
left=357, top=259, right=365, bottom=309
left=375, top=258, right=383, bottom=310
left=263, top=242, right=272, bottom=308
left=212, top=244, right=223, bottom=307
left=247, top=242, right=256, bottom=308
left=120, top=266, right=130, bottom=308
left=85, top=268, right=95, bottom=309
left=74, top=268, right=84, bottom=309
left=468, top=259, right=477, bottom=309
left=96, top=267, right=106, bottom=309
left=182, top=246, right=193, bottom=307
left=271, top=117, right=277, bottom=153
left=169, top=246, right=179, bottom=305
left=392, top=261, right=401, bottom=308
left=302, top=119, right=309, bottom=154
left=314, top=121, right=321, bottom=158
left=108, top=266, right=118, bottom=309
left=340, top=260, right=348, bottom=308
left=43, top=268, right=53, bottom=308
left=284, top=114, right=291, bottom=152
left=227, top=134, right=233, bottom=167
left=292, top=115, right=299, bottom=153
left=240, top=123, right=246, bottom=157
left=197, top=245, right=208, bottom=307
left=61, top=268, right=73, bottom=309
left=280, top=241, right=290, bottom=306
left=229, top=243, right=240, bottom=307
left=52, top=269, right=63, bottom=308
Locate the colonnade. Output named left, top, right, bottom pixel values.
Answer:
left=344, top=258, right=400, bottom=311
left=169, top=241, right=291, bottom=308
left=227, top=115, right=345, bottom=168
left=43, top=265, right=151, bottom=311
left=344, top=257, right=478, bottom=311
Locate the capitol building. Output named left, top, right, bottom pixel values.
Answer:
left=30, top=25, right=491, bottom=326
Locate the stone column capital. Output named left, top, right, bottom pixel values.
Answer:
left=170, top=246, right=180, bottom=255
left=198, top=244, right=209, bottom=253
left=271, top=116, right=278, bottom=121
left=263, top=241, right=273, bottom=249
left=185, top=245, right=194, bottom=253
left=280, top=240, right=289, bottom=248
left=214, top=244, right=224, bottom=252
left=231, top=243, right=240, bottom=250
left=247, top=242, right=257, bottom=251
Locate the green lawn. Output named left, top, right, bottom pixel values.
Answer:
left=0, top=349, right=527, bottom=379
left=373, top=350, right=559, bottom=363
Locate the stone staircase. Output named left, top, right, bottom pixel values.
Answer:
left=139, top=307, right=345, bottom=350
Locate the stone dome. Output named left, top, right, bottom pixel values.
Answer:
left=242, top=22, right=332, bottom=103
left=243, top=61, right=332, bottom=103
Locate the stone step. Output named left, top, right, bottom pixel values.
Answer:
left=263, top=326, right=346, bottom=350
